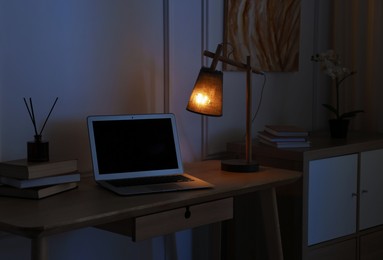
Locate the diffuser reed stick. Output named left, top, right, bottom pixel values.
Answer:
left=23, top=97, right=58, bottom=137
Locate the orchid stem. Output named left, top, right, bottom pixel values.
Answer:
left=336, top=82, right=340, bottom=119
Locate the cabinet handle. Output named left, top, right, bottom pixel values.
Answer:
left=352, top=190, right=368, bottom=197
left=184, top=206, right=191, bottom=219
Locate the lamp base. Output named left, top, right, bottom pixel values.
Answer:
left=221, top=159, right=259, bottom=172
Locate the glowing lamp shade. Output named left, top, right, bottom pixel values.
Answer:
left=186, top=67, right=223, bottom=117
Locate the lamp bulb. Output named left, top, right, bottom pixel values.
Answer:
left=195, top=93, right=209, bottom=105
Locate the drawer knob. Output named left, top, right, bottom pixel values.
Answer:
left=184, top=207, right=191, bottom=219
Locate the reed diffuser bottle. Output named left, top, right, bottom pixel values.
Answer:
left=24, top=97, right=58, bottom=162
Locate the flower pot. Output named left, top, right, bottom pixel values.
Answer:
left=329, top=119, right=350, bottom=138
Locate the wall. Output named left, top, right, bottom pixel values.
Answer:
left=0, top=0, right=329, bottom=259
left=0, top=0, right=165, bottom=170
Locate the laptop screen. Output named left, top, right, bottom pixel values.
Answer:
left=87, top=114, right=184, bottom=181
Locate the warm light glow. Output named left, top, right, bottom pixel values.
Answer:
left=194, top=93, right=210, bottom=105
left=186, top=67, right=223, bottom=117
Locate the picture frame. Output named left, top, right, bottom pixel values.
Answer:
left=224, top=0, right=301, bottom=72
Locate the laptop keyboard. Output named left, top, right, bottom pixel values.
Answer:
left=106, top=174, right=194, bottom=187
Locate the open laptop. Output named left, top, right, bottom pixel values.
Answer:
left=87, top=113, right=213, bottom=195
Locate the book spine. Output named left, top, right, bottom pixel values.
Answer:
left=0, top=173, right=80, bottom=188
left=0, top=165, right=28, bottom=179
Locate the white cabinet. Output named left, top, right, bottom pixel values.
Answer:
left=308, top=154, right=358, bottom=245
left=307, top=149, right=383, bottom=246
left=228, top=133, right=383, bottom=259
left=360, top=149, right=383, bottom=230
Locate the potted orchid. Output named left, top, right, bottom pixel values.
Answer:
left=312, top=50, right=364, bottom=138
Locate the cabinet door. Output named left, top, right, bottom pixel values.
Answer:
left=360, top=149, right=383, bottom=230
left=308, top=154, right=358, bottom=245
left=307, top=239, right=357, bottom=260
left=360, top=229, right=383, bottom=260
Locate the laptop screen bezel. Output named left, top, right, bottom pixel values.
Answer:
left=87, top=113, right=184, bottom=181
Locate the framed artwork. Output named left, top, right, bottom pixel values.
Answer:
left=224, top=0, right=301, bottom=72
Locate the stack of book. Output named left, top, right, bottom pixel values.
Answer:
left=258, top=125, right=311, bottom=148
left=0, top=159, right=79, bottom=199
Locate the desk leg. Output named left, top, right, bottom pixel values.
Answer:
left=164, top=234, right=178, bottom=260
left=259, top=188, right=283, bottom=260
left=31, top=236, right=48, bottom=260
left=211, top=222, right=222, bottom=260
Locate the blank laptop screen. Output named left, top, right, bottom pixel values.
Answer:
left=88, top=115, right=182, bottom=180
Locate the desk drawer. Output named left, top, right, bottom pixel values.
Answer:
left=133, top=197, right=233, bottom=241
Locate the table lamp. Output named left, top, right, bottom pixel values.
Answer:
left=187, top=44, right=263, bottom=172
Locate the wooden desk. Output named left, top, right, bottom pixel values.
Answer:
left=0, top=160, right=301, bottom=260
